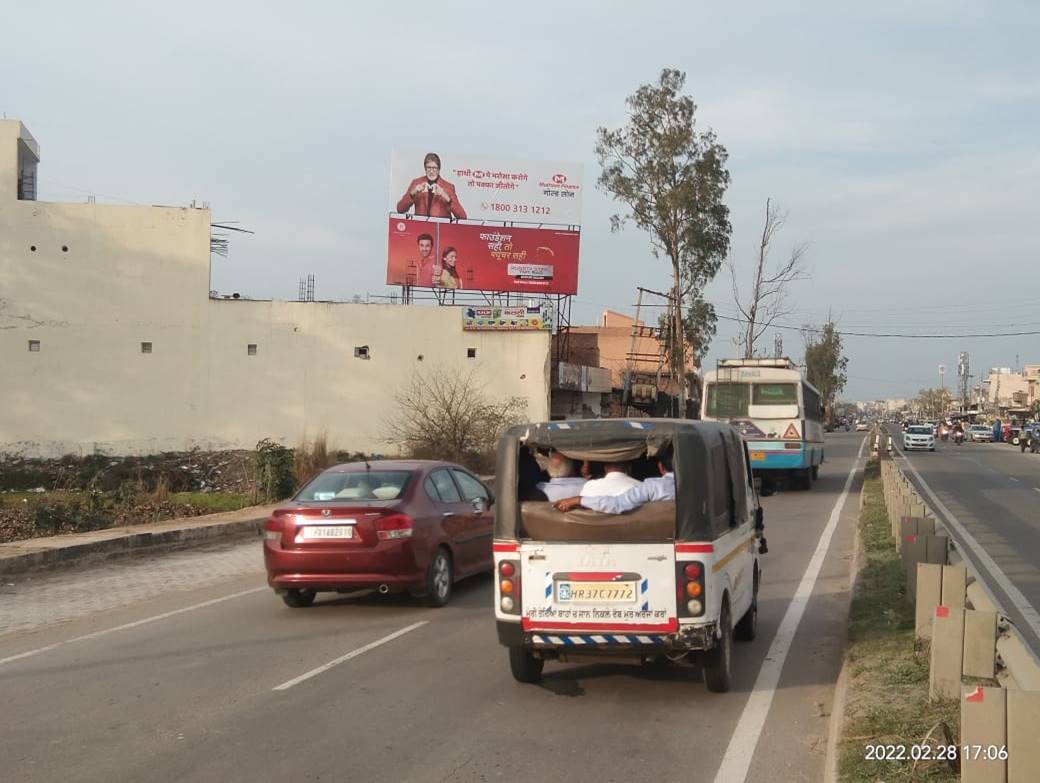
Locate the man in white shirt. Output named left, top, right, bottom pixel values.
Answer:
left=575, top=461, right=641, bottom=499
left=555, top=456, right=674, bottom=514
left=535, top=452, right=587, bottom=502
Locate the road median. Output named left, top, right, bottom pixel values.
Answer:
left=837, top=457, right=958, bottom=781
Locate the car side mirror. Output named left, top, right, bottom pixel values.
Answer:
left=472, top=497, right=488, bottom=513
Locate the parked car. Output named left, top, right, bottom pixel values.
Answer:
left=263, top=460, right=494, bottom=608
left=903, top=425, right=936, bottom=451
left=968, top=425, right=994, bottom=442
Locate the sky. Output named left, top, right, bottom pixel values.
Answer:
left=5, top=0, right=1040, bottom=401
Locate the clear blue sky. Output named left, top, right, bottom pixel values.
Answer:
left=5, top=0, right=1039, bottom=400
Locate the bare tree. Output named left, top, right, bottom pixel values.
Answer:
left=382, top=366, right=528, bottom=473
left=730, top=198, right=809, bottom=358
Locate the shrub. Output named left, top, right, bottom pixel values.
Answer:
left=255, top=439, right=295, bottom=502
left=382, top=365, right=528, bottom=473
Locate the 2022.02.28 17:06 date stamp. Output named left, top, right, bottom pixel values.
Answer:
left=864, top=744, right=1008, bottom=762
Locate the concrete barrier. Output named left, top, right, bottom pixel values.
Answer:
left=883, top=453, right=1040, bottom=779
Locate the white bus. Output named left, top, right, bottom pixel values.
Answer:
left=700, top=358, right=825, bottom=491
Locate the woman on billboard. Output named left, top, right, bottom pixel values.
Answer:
left=396, top=153, right=468, bottom=220
left=434, top=247, right=462, bottom=289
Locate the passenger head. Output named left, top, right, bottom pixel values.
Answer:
left=603, top=461, right=630, bottom=475
left=546, top=452, right=575, bottom=479
left=657, top=450, right=674, bottom=475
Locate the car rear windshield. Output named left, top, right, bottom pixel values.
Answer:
left=296, top=470, right=412, bottom=502
left=970, top=425, right=988, bottom=432
left=752, top=383, right=798, bottom=405
left=706, top=383, right=750, bottom=417
left=907, top=426, right=932, bottom=435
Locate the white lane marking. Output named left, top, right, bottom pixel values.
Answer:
left=272, top=621, right=428, bottom=691
left=1009, top=477, right=1020, bottom=483
left=714, top=437, right=866, bottom=783
left=897, top=452, right=1040, bottom=640
left=1035, top=488, right=1040, bottom=495
left=0, top=586, right=267, bottom=667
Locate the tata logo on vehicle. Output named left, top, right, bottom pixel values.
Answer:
left=552, top=173, right=567, bottom=184
left=578, top=548, right=616, bottom=568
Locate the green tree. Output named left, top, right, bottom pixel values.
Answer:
left=596, top=68, right=731, bottom=416
left=803, top=320, right=848, bottom=418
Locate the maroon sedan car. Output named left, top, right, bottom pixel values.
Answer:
left=263, top=460, right=494, bottom=608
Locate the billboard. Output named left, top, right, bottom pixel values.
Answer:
left=462, top=304, right=553, bottom=331
left=390, top=150, right=583, bottom=227
left=386, top=218, right=579, bottom=295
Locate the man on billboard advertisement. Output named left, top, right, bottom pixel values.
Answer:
left=395, top=152, right=468, bottom=220
left=390, top=150, right=584, bottom=226
left=387, top=221, right=440, bottom=287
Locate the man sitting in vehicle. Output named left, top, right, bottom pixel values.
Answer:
left=575, top=460, right=641, bottom=499
left=553, top=455, right=674, bottom=514
left=535, top=451, right=587, bottom=502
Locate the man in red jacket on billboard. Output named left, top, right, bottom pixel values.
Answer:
left=396, top=153, right=468, bottom=219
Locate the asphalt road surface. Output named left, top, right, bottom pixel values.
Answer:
left=1, top=433, right=866, bottom=783
left=888, top=426, right=1040, bottom=655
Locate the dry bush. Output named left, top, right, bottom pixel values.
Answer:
left=382, top=365, right=528, bottom=473
left=294, top=432, right=337, bottom=487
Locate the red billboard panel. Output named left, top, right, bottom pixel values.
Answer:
left=386, top=218, right=579, bottom=295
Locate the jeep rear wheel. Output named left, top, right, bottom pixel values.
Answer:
left=703, top=600, right=734, bottom=693
left=508, top=647, right=544, bottom=684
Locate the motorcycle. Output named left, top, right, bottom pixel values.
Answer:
left=953, top=430, right=965, bottom=446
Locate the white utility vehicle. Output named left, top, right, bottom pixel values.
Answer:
left=493, top=420, right=766, bottom=692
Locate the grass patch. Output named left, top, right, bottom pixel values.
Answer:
left=838, top=459, right=959, bottom=781
left=168, top=492, right=252, bottom=514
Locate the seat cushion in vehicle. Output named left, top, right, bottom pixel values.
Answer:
left=520, top=501, right=676, bottom=542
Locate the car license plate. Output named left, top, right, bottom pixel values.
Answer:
left=750, top=451, right=766, bottom=461
left=557, top=581, right=637, bottom=603
left=302, top=525, right=354, bottom=540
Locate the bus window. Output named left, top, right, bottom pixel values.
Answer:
left=752, top=383, right=798, bottom=405
left=706, top=383, right=750, bottom=418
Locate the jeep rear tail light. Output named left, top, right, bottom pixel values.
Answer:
left=498, top=559, right=521, bottom=614
left=376, top=514, right=414, bottom=540
left=677, top=559, right=706, bottom=617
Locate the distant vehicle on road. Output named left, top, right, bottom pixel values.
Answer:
left=700, top=358, right=824, bottom=492
left=968, top=425, right=994, bottom=443
left=903, top=425, right=936, bottom=451
left=263, top=460, right=494, bottom=608
left=855, top=420, right=869, bottom=432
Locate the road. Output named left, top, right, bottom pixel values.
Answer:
left=888, top=426, right=1040, bottom=655
left=0, top=433, right=865, bottom=783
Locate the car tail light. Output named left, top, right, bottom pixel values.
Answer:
left=263, top=516, right=281, bottom=542
left=376, top=514, right=414, bottom=540
left=498, top=559, right=520, bottom=614
left=677, top=558, right=706, bottom=617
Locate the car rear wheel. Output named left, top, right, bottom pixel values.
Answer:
left=703, top=599, right=733, bottom=693
left=282, top=588, right=317, bottom=608
left=423, top=548, right=453, bottom=607
left=508, top=646, right=544, bottom=683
